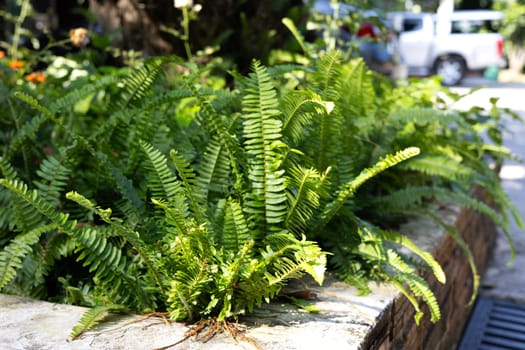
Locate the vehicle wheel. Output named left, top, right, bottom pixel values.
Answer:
left=434, top=56, right=466, bottom=86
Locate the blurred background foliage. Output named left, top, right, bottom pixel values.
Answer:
left=1, top=0, right=523, bottom=74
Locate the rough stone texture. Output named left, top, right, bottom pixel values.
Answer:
left=0, top=279, right=399, bottom=350
left=0, top=190, right=497, bottom=350
left=362, top=187, right=497, bottom=350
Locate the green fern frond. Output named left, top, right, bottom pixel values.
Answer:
left=423, top=210, right=479, bottom=305
left=39, top=231, right=77, bottom=283
left=435, top=187, right=513, bottom=258
left=49, top=75, right=119, bottom=113
left=263, top=233, right=326, bottom=286
left=339, top=58, right=377, bottom=120
left=116, top=58, right=165, bottom=109
left=196, top=136, right=232, bottom=198
left=388, top=278, right=424, bottom=325
left=2, top=248, right=49, bottom=299
left=220, top=198, right=252, bottom=251
left=13, top=91, right=54, bottom=120
left=310, top=52, right=344, bottom=170
left=242, top=60, right=288, bottom=233
left=375, top=226, right=446, bottom=284
left=0, top=190, right=12, bottom=231
left=225, top=234, right=325, bottom=318
left=142, top=88, right=194, bottom=111
left=170, top=149, right=206, bottom=224
left=0, top=178, right=73, bottom=229
left=266, top=64, right=306, bottom=80
left=340, top=146, right=420, bottom=195
left=140, top=141, right=184, bottom=205
left=311, top=51, right=342, bottom=102
left=1, top=186, right=45, bottom=232
left=168, top=260, right=210, bottom=322
left=74, top=227, right=126, bottom=279
left=124, top=109, right=170, bottom=173
left=70, top=304, right=126, bottom=339
left=66, top=191, right=113, bottom=223
left=368, top=185, right=437, bottom=213
left=281, top=90, right=334, bottom=146
left=399, top=154, right=474, bottom=184
left=164, top=221, right=218, bottom=322
left=315, top=147, right=421, bottom=234
left=192, top=89, right=241, bottom=200
left=88, top=109, right=134, bottom=146
left=285, top=165, right=330, bottom=236
left=0, top=224, right=57, bottom=289
left=357, top=236, right=441, bottom=324
left=0, top=158, right=19, bottom=229
left=33, top=156, right=71, bottom=207
left=232, top=273, right=282, bottom=317
left=72, top=226, right=153, bottom=308
left=67, top=191, right=167, bottom=301
left=395, top=270, right=441, bottom=324
left=0, top=157, right=18, bottom=180
left=151, top=198, right=188, bottom=237
left=5, top=114, right=50, bottom=160
left=390, top=107, right=472, bottom=131
left=216, top=239, right=256, bottom=321
left=91, top=150, right=145, bottom=222
left=0, top=179, right=152, bottom=307
left=489, top=177, right=524, bottom=231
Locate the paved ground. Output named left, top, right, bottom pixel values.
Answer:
left=451, top=76, right=525, bottom=304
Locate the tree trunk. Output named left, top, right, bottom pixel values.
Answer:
left=89, top=0, right=173, bottom=56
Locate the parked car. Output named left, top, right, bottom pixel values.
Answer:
left=388, top=10, right=507, bottom=85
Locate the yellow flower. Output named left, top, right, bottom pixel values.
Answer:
left=0, top=50, right=5, bottom=59
left=69, top=28, right=90, bottom=48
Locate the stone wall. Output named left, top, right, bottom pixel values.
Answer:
left=362, top=187, right=497, bottom=350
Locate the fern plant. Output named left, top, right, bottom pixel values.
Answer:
left=269, top=43, right=522, bottom=322
left=0, top=44, right=522, bottom=337
left=309, top=56, right=523, bottom=312
left=0, top=60, right=328, bottom=335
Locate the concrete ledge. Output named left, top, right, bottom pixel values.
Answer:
left=0, top=189, right=497, bottom=350
left=0, top=280, right=398, bottom=350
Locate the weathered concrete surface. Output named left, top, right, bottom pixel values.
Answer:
left=0, top=280, right=399, bottom=350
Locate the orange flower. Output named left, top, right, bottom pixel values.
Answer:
left=0, top=50, right=5, bottom=59
left=8, top=60, right=24, bottom=70
left=25, top=71, right=46, bottom=84
left=69, top=28, right=90, bottom=48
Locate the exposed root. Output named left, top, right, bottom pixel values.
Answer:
left=137, top=312, right=172, bottom=327
left=87, top=312, right=172, bottom=337
left=154, top=317, right=263, bottom=350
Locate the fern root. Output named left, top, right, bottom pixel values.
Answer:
left=154, top=317, right=263, bottom=350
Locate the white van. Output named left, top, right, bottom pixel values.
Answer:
left=388, top=10, right=507, bottom=85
